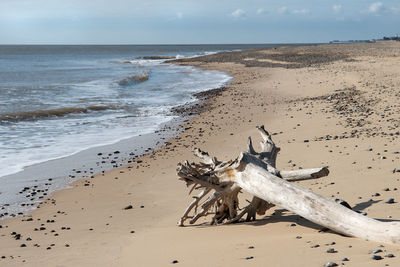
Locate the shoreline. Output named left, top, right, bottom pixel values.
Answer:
left=0, top=82, right=231, bottom=220
left=2, top=42, right=400, bottom=266
left=0, top=60, right=232, bottom=220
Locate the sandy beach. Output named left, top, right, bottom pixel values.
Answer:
left=2, top=42, right=400, bottom=266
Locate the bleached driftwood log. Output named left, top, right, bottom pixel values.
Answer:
left=177, top=126, right=400, bottom=244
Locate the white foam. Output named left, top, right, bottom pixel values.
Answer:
left=0, top=51, right=233, bottom=220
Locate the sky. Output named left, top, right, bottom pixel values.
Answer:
left=0, top=0, right=399, bottom=44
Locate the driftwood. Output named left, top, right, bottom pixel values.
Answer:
left=177, top=126, right=400, bottom=244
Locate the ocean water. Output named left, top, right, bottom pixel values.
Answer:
left=0, top=44, right=269, bottom=218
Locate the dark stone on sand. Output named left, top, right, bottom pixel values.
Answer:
left=373, top=249, right=383, bottom=254
left=385, top=254, right=395, bottom=258
left=371, top=255, right=383, bottom=260
left=325, top=262, right=338, bottom=267
left=124, top=205, right=133, bottom=210
left=245, top=256, right=254, bottom=260
left=248, top=246, right=254, bottom=249
left=342, top=257, right=349, bottom=261
left=20, top=244, right=26, bottom=247
left=326, top=248, right=336, bottom=253
left=171, top=260, right=179, bottom=264
left=303, top=139, right=309, bottom=143
left=385, top=198, right=395, bottom=204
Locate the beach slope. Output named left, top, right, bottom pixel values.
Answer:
left=2, top=42, right=400, bottom=266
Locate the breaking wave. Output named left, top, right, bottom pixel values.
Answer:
left=0, top=105, right=111, bottom=122
left=141, top=55, right=176, bottom=60
left=118, top=70, right=149, bottom=86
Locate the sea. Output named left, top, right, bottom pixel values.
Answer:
left=0, top=44, right=272, bottom=219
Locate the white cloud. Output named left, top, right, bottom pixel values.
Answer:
left=231, top=9, right=246, bottom=18
left=292, top=8, right=309, bottom=15
left=390, top=6, right=400, bottom=14
left=176, top=12, right=183, bottom=19
left=332, top=4, right=342, bottom=13
left=257, top=8, right=266, bottom=15
left=278, top=6, right=288, bottom=14
left=367, top=2, right=384, bottom=14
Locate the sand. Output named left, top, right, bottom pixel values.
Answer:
left=2, top=42, right=400, bottom=266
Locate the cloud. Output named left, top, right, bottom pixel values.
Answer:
left=176, top=12, right=183, bottom=19
left=332, top=4, right=342, bottom=13
left=292, top=9, right=309, bottom=15
left=390, top=7, right=400, bottom=13
left=256, top=8, right=266, bottom=15
left=277, top=6, right=288, bottom=14
left=231, top=9, right=246, bottom=18
left=367, top=2, right=384, bottom=14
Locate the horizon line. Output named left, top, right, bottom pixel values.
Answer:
left=0, top=42, right=326, bottom=46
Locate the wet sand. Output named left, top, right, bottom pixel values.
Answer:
left=2, top=42, right=400, bottom=266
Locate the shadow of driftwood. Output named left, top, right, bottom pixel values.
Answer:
left=189, top=200, right=400, bottom=231
left=352, top=200, right=381, bottom=211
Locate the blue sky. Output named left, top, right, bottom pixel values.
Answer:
left=0, top=0, right=399, bottom=44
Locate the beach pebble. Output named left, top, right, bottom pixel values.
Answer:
left=124, top=205, right=133, bottom=210
left=373, top=249, right=383, bottom=254
left=371, top=255, right=383, bottom=260
left=342, top=257, right=349, bottom=261
left=385, top=198, right=395, bottom=204
left=248, top=246, right=254, bottom=249
left=325, top=262, right=338, bottom=267
left=367, top=148, right=373, bottom=151
left=20, top=244, right=26, bottom=247
left=245, top=256, right=254, bottom=260
left=326, top=248, right=336, bottom=253
left=171, top=260, right=178, bottom=264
